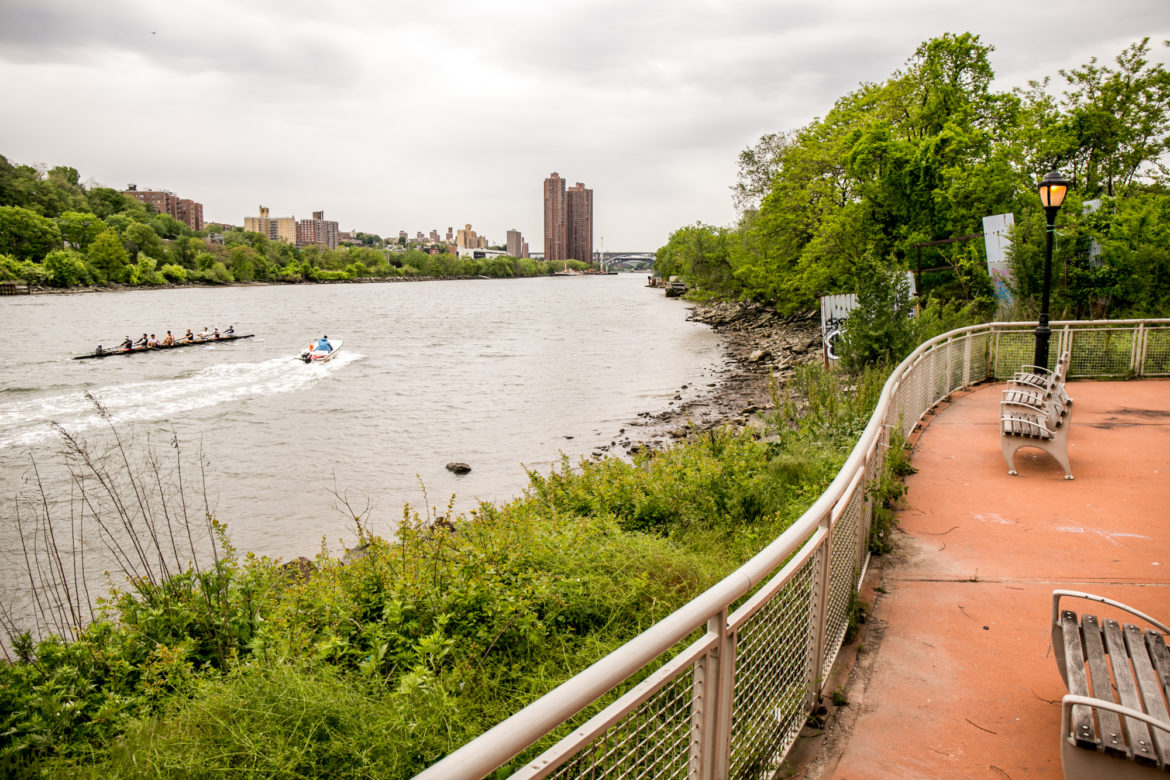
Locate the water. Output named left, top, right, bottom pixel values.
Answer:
left=0, top=275, right=722, bottom=563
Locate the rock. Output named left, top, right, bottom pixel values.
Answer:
left=281, top=556, right=316, bottom=581
left=446, top=462, right=471, bottom=475
left=749, top=349, right=770, bottom=362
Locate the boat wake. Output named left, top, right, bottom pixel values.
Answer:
left=0, top=353, right=357, bottom=451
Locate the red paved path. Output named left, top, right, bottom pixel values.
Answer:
left=794, top=379, right=1170, bottom=779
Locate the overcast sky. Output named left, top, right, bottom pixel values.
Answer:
left=1, top=1, right=1167, bottom=251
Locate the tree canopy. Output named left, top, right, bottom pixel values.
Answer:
left=659, top=35, right=1170, bottom=323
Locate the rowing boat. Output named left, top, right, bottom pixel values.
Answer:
left=73, top=334, right=255, bottom=360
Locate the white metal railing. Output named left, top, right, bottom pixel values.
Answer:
left=415, top=318, right=1170, bottom=780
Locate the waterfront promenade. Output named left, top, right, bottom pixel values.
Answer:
left=793, top=379, right=1170, bottom=779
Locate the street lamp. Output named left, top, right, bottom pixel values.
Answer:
left=1033, top=169, right=1070, bottom=372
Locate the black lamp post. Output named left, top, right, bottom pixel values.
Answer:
left=1033, top=169, right=1070, bottom=372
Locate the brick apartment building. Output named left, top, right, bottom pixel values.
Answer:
left=543, top=173, right=592, bottom=263
left=122, top=185, right=205, bottom=230
left=296, top=211, right=340, bottom=250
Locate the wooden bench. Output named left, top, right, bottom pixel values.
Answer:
left=1001, top=384, right=1074, bottom=479
left=1008, top=351, right=1072, bottom=408
left=1051, top=590, right=1170, bottom=778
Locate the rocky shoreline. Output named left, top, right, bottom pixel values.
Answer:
left=609, top=300, right=824, bottom=455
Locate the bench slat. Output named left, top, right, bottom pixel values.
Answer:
left=1104, top=618, right=1158, bottom=766
left=1061, top=610, right=1099, bottom=750
left=1081, top=615, right=1129, bottom=758
left=1148, top=630, right=1170, bottom=692
left=1127, top=625, right=1170, bottom=769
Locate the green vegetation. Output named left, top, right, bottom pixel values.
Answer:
left=657, top=35, right=1170, bottom=335
left=0, top=159, right=583, bottom=288
left=0, top=364, right=892, bottom=778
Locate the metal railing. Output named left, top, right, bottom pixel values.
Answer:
left=416, top=318, right=1170, bottom=780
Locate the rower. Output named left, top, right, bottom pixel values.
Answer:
left=147, top=334, right=159, bottom=347
left=95, top=344, right=105, bottom=356
left=120, top=336, right=134, bottom=351
left=184, top=329, right=194, bottom=342
left=162, top=331, right=174, bottom=346
left=225, top=325, right=235, bottom=337
left=135, top=333, right=148, bottom=346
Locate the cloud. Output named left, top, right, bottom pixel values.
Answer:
left=1, top=0, right=1168, bottom=248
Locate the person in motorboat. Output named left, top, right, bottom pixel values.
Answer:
left=315, top=335, right=332, bottom=353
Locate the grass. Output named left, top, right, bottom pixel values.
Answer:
left=1, top=362, right=900, bottom=778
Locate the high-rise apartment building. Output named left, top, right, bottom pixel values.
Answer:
left=543, top=173, right=566, bottom=262
left=566, top=182, right=593, bottom=264
left=296, top=210, right=339, bottom=250
left=122, top=185, right=205, bottom=230
left=456, top=224, right=487, bottom=250
left=244, top=206, right=297, bottom=244
left=543, top=173, right=592, bottom=262
left=506, top=229, right=526, bottom=258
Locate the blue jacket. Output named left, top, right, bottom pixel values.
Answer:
left=316, top=337, right=332, bottom=352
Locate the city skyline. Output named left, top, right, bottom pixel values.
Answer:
left=2, top=1, right=1166, bottom=250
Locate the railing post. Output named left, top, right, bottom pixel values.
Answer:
left=809, top=512, right=833, bottom=700
left=962, top=335, right=972, bottom=387
left=693, top=611, right=733, bottom=779
left=1133, top=323, right=1146, bottom=377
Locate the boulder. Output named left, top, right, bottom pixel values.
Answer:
left=446, top=462, right=471, bottom=475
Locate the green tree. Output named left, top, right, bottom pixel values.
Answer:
left=58, top=211, right=107, bottom=250
left=227, top=245, right=261, bottom=282
left=124, top=222, right=165, bottom=261
left=0, top=205, right=62, bottom=261
left=85, top=187, right=133, bottom=218
left=43, top=248, right=93, bottom=287
left=837, top=259, right=916, bottom=370
left=1057, top=38, right=1170, bottom=197
left=87, top=230, right=130, bottom=284
left=730, top=131, right=794, bottom=214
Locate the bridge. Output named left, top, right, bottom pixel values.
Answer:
left=598, top=251, right=655, bottom=269
left=526, top=251, right=656, bottom=269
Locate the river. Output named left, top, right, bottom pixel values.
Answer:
left=0, top=275, right=722, bottom=571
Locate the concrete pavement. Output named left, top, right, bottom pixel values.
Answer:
left=791, top=379, right=1170, bottom=779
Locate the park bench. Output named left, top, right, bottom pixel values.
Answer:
left=1051, top=590, right=1170, bottom=778
left=1000, top=356, right=1074, bottom=479
left=1006, top=351, right=1072, bottom=408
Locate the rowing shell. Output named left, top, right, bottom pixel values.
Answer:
left=73, top=334, right=255, bottom=360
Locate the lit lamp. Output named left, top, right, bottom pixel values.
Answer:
left=1033, top=169, right=1069, bottom=372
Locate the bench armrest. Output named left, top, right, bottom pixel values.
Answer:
left=1061, top=694, right=1170, bottom=738
left=1051, top=590, right=1170, bottom=634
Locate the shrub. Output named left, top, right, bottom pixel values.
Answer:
left=43, top=249, right=93, bottom=287
left=159, top=263, right=188, bottom=284
left=837, top=258, right=915, bottom=371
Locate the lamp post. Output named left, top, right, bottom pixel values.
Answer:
left=1033, top=169, right=1069, bottom=372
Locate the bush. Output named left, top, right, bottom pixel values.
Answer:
left=43, top=249, right=93, bottom=287
left=837, top=259, right=915, bottom=371
left=159, top=263, right=188, bottom=284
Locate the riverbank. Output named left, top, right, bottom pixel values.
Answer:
left=616, top=300, right=823, bottom=454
